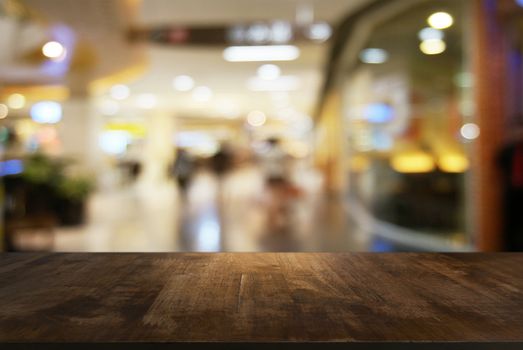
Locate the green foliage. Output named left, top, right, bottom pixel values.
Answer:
left=21, top=153, right=65, bottom=185
left=56, top=176, right=94, bottom=201
left=21, top=153, right=94, bottom=200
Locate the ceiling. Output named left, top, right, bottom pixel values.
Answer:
left=126, top=0, right=368, bottom=119
left=138, top=0, right=368, bottom=26
left=7, top=0, right=369, bottom=121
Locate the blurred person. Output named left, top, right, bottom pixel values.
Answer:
left=173, top=149, right=194, bottom=194
left=262, top=138, right=288, bottom=183
left=118, top=160, right=141, bottom=185
left=210, top=143, right=234, bottom=178
left=261, top=138, right=295, bottom=231
left=498, top=132, right=523, bottom=251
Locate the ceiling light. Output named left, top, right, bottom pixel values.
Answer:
left=223, top=45, right=300, bottom=62
left=110, top=85, right=130, bottom=100
left=192, top=86, right=213, bottom=102
left=228, top=25, right=247, bottom=43
left=247, top=76, right=300, bottom=91
left=438, top=154, right=469, bottom=173
left=246, top=23, right=271, bottom=43
left=7, top=94, right=26, bottom=109
left=173, top=75, right=195, bottom=92
left=136, top=94, right=158, bottom=109
left=257, top=64, right=281, bottom=80
left=427, top=12, right=454, bottom=29
left=305, top=22, right=332, bottom=42
left=460, top=123, right=480, bottom=140
left=359, top=48, right=389, bottom=64
left=30, top=101, right=62, bottom=124
left=247, top=110, right=267, bottom=127
left=42, top=41, right=66, bottom=59
left=418, top=27, right=444, bottom=41
left=420, top=39, right=446, bottom=55
left=0, top=104, right=8, bottom=119
left=270, top=21, right=293, bottom=43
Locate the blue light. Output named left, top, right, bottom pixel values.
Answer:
left=30, top=101, right=62, bottom=124
left=370, top=238, right=396, bottom=252
left=517, top=0, right=523, bottom=8
left=364, top=103, right=394, bottom=123
left=0, top=159, right=24, bottom=176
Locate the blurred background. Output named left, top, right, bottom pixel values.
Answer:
left=0, top=0, right=522, bottom=252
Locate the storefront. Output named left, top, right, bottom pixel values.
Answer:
left=316, top=0, right=520, bottom=251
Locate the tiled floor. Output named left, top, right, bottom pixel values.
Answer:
left=50, top=164, right=371, bottom=252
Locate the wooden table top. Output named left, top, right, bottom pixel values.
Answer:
left=1, top=253, right=523, bottom=349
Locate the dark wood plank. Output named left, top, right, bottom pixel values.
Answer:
left=0, top=253, right=522, bottom=348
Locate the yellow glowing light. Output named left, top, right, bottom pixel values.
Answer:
left=105, top=122, right=146, bottom=137
left=420, top=39, right=446, bottom=55
left=42, top=41, right=66, bottom=59
left=0, top=104, right=8, bottom=119
left=427, top=12, right=454, bottom=29
left=391, top=151, right=435, bottom=173
left=438, top=154, right=469, bottom=173
left=7, top=93, right=26, bottom=109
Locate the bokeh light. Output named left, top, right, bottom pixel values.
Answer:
left=359, top=48, right=389, bottom=64
left=30, top=101, right=62, bottom=124
left=0, top=104, right=8, bottom=119
left=420, top=39, right=446, bottom=55
left=306, top=22, right=332, bottom=42
left=99, top=131, right=130, bottom=155
left=42, top=41, right=66, bottom=59
left=223, top=45, right=300, bottom=62
left=110, top=85, right=130, bottom=100
left=7, top=94, right=26, bottom=109
left=257, top=64, right=281, bottom=80
left=418, top=27, right=444, bottom=41
left=173, top=75, right=195, bottom=91
left=427, top=12, right=454, bottom=29
left=246, top=110, right=267, bottom=127
left=460, top=123, right=480, bottom=140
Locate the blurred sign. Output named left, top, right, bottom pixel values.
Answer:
left=104, top=122, right=146, bottom=138
left=129, top=21, right=331, bottom=46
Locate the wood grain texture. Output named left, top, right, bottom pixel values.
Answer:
left=0, top=253, right=522, bottom=346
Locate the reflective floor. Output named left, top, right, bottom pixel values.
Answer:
left=38, top=164, right=371, bottom=252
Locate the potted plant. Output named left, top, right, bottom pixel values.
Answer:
left=55, top=175, right=94, bottom=226
left=17, top=153, right=65, bottom=217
